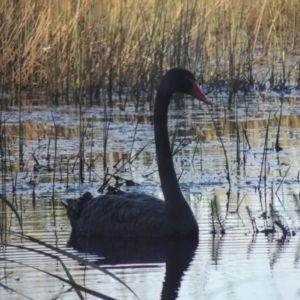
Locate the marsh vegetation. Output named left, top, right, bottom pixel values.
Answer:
left=1, top=0, right=300, bottom=103
left=1, top=1, right=300, bottom=299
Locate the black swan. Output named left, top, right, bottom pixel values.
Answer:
left=62, top=68, right=212, bottom=238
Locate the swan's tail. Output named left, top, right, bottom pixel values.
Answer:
left=62, top=192, right=93, bottom=209
left=61, top=198, right=72, bottom=208
left=62, top=192, right=93, bottom=231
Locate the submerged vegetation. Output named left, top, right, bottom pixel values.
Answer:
left=1, top=0, right=300, bottom=104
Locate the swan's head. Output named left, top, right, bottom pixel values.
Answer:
left=164, top=68, right=212, bottom=106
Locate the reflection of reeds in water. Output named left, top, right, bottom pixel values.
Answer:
left=258, top=111, right=270, bottom=209
left=210, top=196, right=225, bottom=235
left=275, top=102, right=283, bottom=152
left=246, top=202, right=294, bottom=240
left=0, top=194, right=137, bottom=299
left=246, top=206, right=259, bottom=234
left=209, top=108, right=231, bottom=187
left=269, top=203, right=291, bottom=238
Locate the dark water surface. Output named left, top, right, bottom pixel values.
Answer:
left=1, top=95, right=300, bottom=299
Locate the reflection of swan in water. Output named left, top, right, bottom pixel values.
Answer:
left=68, top=232, right=198, bottom=300
left=62, top=68, right=212, bottom=238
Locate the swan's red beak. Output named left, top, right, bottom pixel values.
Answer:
left=190, top=79, right=213, bottom=106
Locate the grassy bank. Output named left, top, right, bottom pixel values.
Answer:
left=0, top=0, right=300, bottom=104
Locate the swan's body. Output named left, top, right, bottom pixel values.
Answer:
left=63, top=68, right=212, bottom=238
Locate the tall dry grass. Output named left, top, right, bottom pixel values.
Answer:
left=0, top=0, right=300, bottom=103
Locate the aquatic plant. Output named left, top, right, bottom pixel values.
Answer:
left=210, top=196, right=225, bottom=235
left=0, top=0, right=299, bottom=103
left=0, top=194, right=138, bottom=299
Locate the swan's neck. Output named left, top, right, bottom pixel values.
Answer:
left=154, top=89, right=190, bottom=218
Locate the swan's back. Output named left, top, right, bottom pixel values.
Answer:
left=63, top=192, right=199, bottom=238
left=63, top=192, right=168, bottom=237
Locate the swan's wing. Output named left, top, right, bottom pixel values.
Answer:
left=66, top=193, right=167, bottom=237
